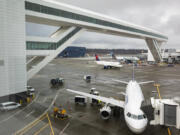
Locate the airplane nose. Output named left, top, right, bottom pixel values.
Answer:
left=129, top=126, right=146, bottom=134
left=126, top=119, right=147, bottom=134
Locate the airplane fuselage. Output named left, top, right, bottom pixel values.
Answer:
left=96, top=61, right=123, bottom=68
left=124, top=81, right=148, bottom=134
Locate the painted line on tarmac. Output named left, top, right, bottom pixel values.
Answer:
left=12, top=89, right=62, bottom=135
left=155, top=73, right=180, bottom=77
left=59, top=122, right=70, bottom=135
left=0, top=92, right=40, bottom=124
left=36, top=97, right=47, bottom=103
left=43, top=97, right=47, bottom=103
left=25, top=110, right=35, bottom=118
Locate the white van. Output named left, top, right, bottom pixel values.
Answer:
left=0, top=102, right=21, bottom=111
left=27, top=86, right=35, bottom=96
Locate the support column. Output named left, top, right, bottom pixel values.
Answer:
left=145, top=38, right=162, bottom=63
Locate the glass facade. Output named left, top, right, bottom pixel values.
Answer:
left=27, top=27, right=81, bottom=50
left=25, top=1, right=168, bottom=40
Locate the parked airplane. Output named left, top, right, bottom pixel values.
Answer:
left=112, top=53, right=139, bottom=63
left=95, top=54, right=123, bottom=69
left=66, top=66, right=154, bottom=134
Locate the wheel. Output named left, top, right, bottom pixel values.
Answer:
left=51, top=79, right=57, bottom=86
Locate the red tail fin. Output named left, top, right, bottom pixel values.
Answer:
left=95, top=54, right=100, bottom=61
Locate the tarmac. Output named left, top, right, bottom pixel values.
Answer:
left=0, top=58, right=180, bottom=135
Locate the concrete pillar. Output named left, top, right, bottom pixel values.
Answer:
left=145, top=38, right=162, bottom=63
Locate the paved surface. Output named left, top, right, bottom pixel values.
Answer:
left=0, top=58, right=180, bottom=135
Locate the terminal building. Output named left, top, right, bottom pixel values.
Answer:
left=0, top=0, right=168, bottom=102
left=58, top=46, right=86, bottom=57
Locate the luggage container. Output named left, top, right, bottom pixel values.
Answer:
left=74, top=96, right=87, bottom=105
left=84, top=75, right=91, bottom=82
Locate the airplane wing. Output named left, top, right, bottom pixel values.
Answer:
left=67, top=89, right=125, bottom=108
left=112, top=79, right=128, bottom=84
left=138, top=81, right=154, bottom=85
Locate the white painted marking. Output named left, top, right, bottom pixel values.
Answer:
left=13, top=89, right=61, bottom=135
left=59, top=122, right=70, bottom=135
left=25, top=110, right=35, bottom=118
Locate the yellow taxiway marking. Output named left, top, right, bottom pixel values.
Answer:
left=34, top=123, right=49, bottom=135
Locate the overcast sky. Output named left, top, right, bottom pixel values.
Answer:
left=26, top=0, right=180, bottom=49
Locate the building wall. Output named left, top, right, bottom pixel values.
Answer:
left=0, top=0, right=26, bottom=98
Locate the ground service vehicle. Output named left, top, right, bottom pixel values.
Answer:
left=50, top=78, right=64, bottom=87
left=0, top=102, right=21, bottom=111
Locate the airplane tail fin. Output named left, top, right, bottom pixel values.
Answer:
left=111, top=52, right=117, bottom=60
left=95, top=54, right=100, bottom=61
left=132, top=64, right=135, bottom=81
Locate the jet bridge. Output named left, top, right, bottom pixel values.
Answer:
left=150, top=97, right=180, bottom=129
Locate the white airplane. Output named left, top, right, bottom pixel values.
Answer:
left=112, top=53, right=139, bottom=63
left=95, top=54, right=123, bottom=69
left=66, top=68, right=154, bottom=134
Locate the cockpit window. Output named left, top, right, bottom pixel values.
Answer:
left=127, top=112, right=146, bottom=120
left=132, top=114, right=138, bottom=119
left=127, top=112, right=131, bottom=117
left=138, top=115, right=144, bottom=120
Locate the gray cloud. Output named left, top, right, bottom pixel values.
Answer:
left=27, top=0, right=180, bottom=49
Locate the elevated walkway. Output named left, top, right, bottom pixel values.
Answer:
left=27, top=26, right=84, bottom=80
left=25, top=0, right=167, bottom=42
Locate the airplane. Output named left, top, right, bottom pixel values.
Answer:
left=112, top=52, right=140, bottom=64
left=95, top=54, right=123, bottom=69
left=66, top=66, right=154, bottom=134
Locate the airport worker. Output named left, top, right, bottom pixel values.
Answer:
left=53, top=106, right=59, bottom=117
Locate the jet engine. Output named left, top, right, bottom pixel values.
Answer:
left=100, top=105, right=111, bottom=120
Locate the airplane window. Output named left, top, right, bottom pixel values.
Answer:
left=132, top=114, right=138, bottom=119
left=127, top=113, right=146, bottom=120
left=127, top=112, right=131, bottom=117
left=138, top=115, right=144, bottom=120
